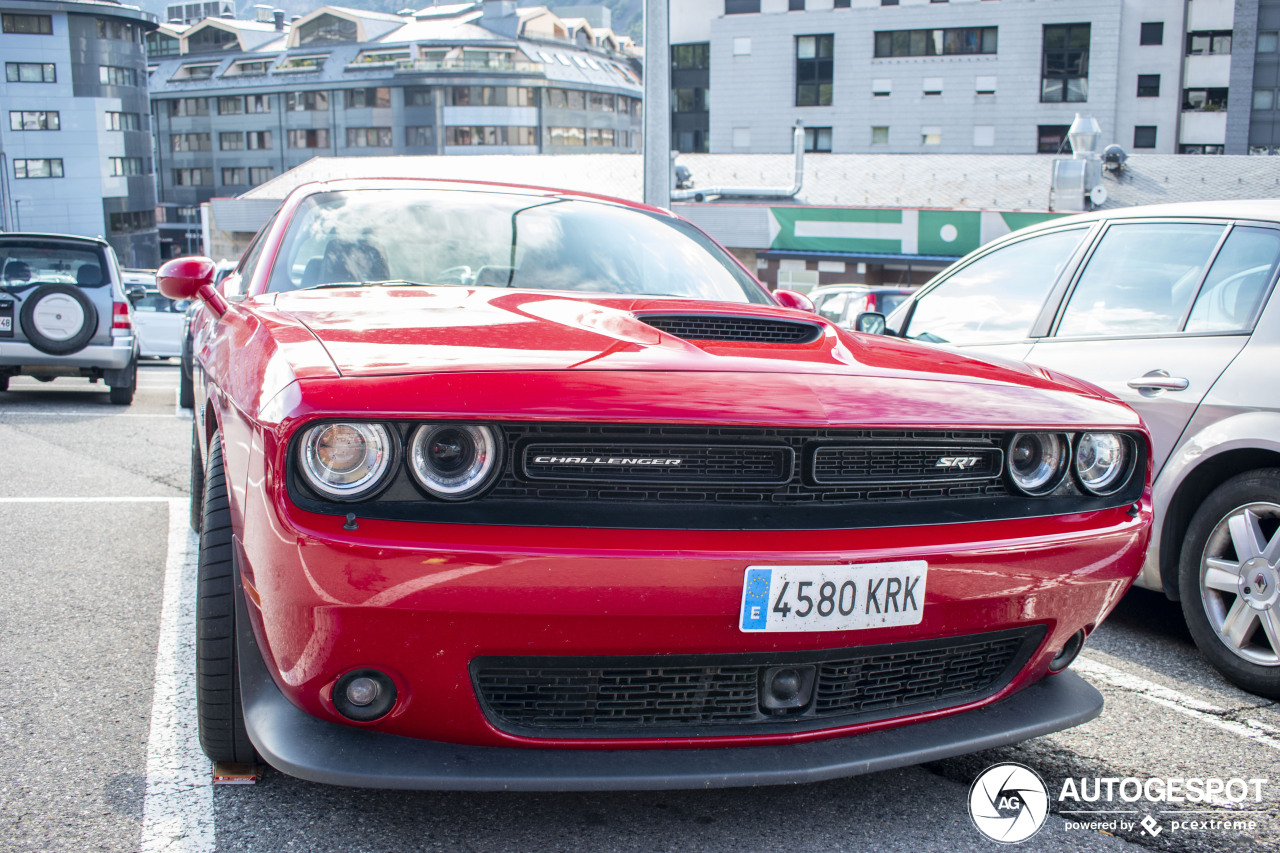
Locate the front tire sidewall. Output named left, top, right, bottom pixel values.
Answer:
left=1179, top=469, right=1280, bottom=699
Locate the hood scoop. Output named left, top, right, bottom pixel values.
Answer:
left=638, top=313, right=823, bottom=344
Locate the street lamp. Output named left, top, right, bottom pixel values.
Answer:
left=13, top=199, right=22, bottom=231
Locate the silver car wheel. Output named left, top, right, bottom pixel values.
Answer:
left=1200, top=501, right=1280, bottom=667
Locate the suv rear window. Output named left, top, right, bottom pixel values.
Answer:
left=1, top=242, right=109, bottom=289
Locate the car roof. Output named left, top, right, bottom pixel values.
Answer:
left=0, top=232, right=110, bottom=247
left=1025, top=199, right=1280, bottom=233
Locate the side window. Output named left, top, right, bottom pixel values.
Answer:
left=901, top=228, right=1088, bottom=344
left=1185, top=226, right=1280, bottom=333
left=1056, top=223, right=1224, bottom=337
left=816, top=291, right=847, bottom=322
left=229, top=212, right=278, bottom=298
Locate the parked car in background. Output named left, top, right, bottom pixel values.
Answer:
left=124, top=270, right=188, bottom=359
left=863, top=200, right=1280, bottom=699
left=179, top=260, right=234, bottom=409
left=0, top=233, right=139, bottom=403
left=163, top=178, right=1150, bottom=790
left=810, top=284, right=915, bottom=328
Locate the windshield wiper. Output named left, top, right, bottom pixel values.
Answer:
left=303, top=279, right=462, bottom=290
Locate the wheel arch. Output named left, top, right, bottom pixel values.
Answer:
left=1156, top=413, right=1280, bottom=600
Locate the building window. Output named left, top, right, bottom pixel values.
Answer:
left=218, top=96, right=244, bottom=115
left=674, top=88, right=708, bottom=112
left=146, top=32, right=180, bottom=57
left=675, top=130, right=708, bottom=152
left=871, top=126, right=889, bottom=145
left=9, top=111, right=59, bottom=131
left=872, top=78, right=891, bottom=97
left=1186, top=31, right=1232, bottom=55
left=186, top=25, right=237, bottom=53
left=14, top=159, right=63, bottom=179
left=804, top=127, right=832, bottom=152
left=976, top=76, right=997, bottom=95
left=405, top=86, right=433, bottom=107
left=287, top=128, right=330, bottom=148
left=725, top=0, right=761, bottom=13
left=1184, top=88, right=1229, bottom=111
left=5, top=62, right=56, bottom=83
left=1041, top=24, right=1090, bottom=103
left=220, top=132, right=244, bottom=151
left=171, top=133, right=211, bottom=152
left=109, top=211, right=155, bottom=234
left=1137, top=74, right=1160, bottom=97
left=249, top=167, right=273, bottom=186
left=672, top=43, right=709, bottom=70
left=874, top=28, right=998, bottom=58
left=174, top=63, right=217, bottom=80
left=449, top=86, right=534, bottom=107
left=227, top=59, right=269, bottom=76
left=104, top=112, right=141, bottom=131
left=346, top=87, right=391, bottom=108
left=881, top=0, right=899, bottom=6
left=96, top=19, right=139, bottom=41
left=110, top=157, right=144, bottom=176
left=296, top=13, right=357, bottom=45
left=835, top=0, right=851, bottom=6
left=1260, top=33, right=1279, bottom=53
left=1255, top=89, right=1275, bottom=110
left=589, top=92, right=615, bottom=111
left=2, top=14, right=52, bottom=35
left=406, top=126, right=434, bottom=147
left=921, top=126, right=941, bottom=145
left=1133, top=126, right=1157, bottom=149
left=99, top=66, right=138, bottom=87
left=169, top=98, right=209, bottom=117
left=1140, top=22, right=1163, bottom=46
left=246, top=94, right=272, bottom=113
left=1037, top=124, right=1070, bottom=154
left=1181, top=144, right=1224, bottom=154
left=346, top=127, right=393, bottom=147
left=286, top=91, right=329, bottom=111
left=247, top=131, right=271, bottom=149
left=587, top=128, right=616, bottom=147
left=796, top=35, right=834, bottom=107
left=445, top=126, right=537, bottom=146
left=172, top=168, right=212, bottom=186
left=222, top=167, right=246, bottom=186
left=789, top=0, right=805, bottom=10
left=547, top=127, right=585, bottom=146
left=545, top=88, right=587, bottom=110
left=922, top=77, right=943, bottom=96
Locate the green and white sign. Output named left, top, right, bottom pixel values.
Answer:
left=768, top=208, right=1059, bottom=257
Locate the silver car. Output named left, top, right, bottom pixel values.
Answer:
left=871, top=200, right=1280, bottom=698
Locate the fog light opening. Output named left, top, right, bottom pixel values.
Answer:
left=1048, top=630, right=1086, bottom=673
left=760, top=664, right=816, bottom=714
left=333, top=668, right=397, bottom=722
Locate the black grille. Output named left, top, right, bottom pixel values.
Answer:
left=811, top=445, right=1004, bottom=486
left=472, top=628, right=1043, bottom=737
left=521, top=443, right=793, bottom=484
left=639, top=314, right=822, bottom=344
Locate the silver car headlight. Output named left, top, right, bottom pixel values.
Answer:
left=1006, top=432, right=1069, bottom=495
left=1074, top=432, right=1134, bottom=496
left=408, top=423, right=502, bottom=500
left=298, top=422, right=394, bottom=500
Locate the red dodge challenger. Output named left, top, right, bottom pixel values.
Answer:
left=161, top=179, right=1151, bottom=790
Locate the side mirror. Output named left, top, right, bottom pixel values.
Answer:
left=126, top=285, right=147, bottom=303
left=855, top=312, right=887, bottom=335
left=773, top=289, right=815, bottom=312
left=159, top=256, right=227, bottom=316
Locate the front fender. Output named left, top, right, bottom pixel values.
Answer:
left=1142, top=410, right=1280, bottom=595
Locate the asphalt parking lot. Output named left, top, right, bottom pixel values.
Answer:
left=0, top=363, right=1277, bottom=853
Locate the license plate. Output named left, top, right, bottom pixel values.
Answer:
left=739, top=561, right=927, bottom=632
left=0, top=301, right=12, bottom=337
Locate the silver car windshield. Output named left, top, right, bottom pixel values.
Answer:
left=267, top=189, right=772, bottom=304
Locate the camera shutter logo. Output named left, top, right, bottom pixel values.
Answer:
left=969, top=763, right=1050, bottom=844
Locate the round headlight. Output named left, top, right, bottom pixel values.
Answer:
left=1006, top=432, right=1069, bottom=495
left=1074, top=432, right=1133, bottom=495
left=408, top=423, right=501, bottom=500
left=298, top=422, right=393, bottom=500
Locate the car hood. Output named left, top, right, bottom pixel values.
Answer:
left=268, top=286, right=1102, bottom=396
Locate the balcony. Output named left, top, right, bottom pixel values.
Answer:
left=1179, top=110, right=1227, bottom=144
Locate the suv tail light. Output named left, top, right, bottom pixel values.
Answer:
left=112, top=301, right=132, bottom=335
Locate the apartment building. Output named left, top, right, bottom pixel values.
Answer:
left=670, top=0, right=1265, bottom=156
left=0, top=0, right=160, bottom=267
left=146, top=1, right=643, bottom=257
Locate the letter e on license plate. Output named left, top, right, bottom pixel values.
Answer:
left=739, top=562, right=927, bottom=632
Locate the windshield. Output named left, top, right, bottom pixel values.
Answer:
left=267, top=189, right=772, bottom=304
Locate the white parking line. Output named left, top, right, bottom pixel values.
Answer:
left=1074, top=655, right=1280, bottom=751
left=0, top=411, right=179, bottom=419
left=0, top=496, right=174, bottom=503
left=140, top=499, right=215, bottom=853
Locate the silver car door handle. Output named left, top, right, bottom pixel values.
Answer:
left=1126, top=371, right=1190, bottom=392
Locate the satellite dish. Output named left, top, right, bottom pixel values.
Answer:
left=1089, top=185, right=1108, bottom=206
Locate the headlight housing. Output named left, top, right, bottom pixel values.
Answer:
left=408, top=423, right=502, bottom=500
left=1006, top=432, right=1069, bottom=495
left=1073, top=432, right=1134, bottom=496
left=298, top=422, right=394, bottom=500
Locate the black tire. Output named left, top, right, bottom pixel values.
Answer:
left=189, top=419, right=204, bottom=533
left=178, top=361, right=194, bottom=409
left=1179, top=469, right=1280, bottom=699
left=108, top=358, right=136, bottom=405
left=0, top=375, right=8, bottom=392
left=19, top=283, right=98, bottom=355
left=197, top=432, right=257, bottom=762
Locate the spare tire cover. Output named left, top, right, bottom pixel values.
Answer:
left=19, top=283, right=99, bottom=355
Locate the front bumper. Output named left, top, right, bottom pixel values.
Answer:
left=235, top=578, right=1103, bottom=790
